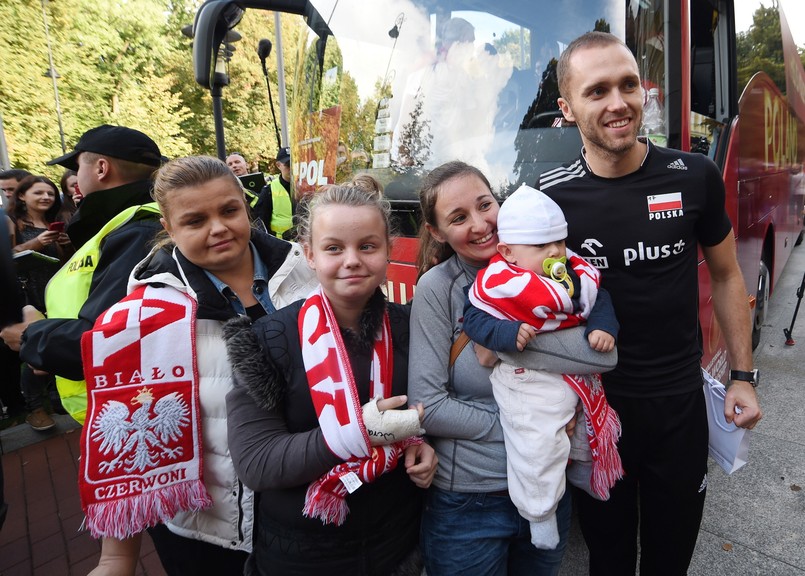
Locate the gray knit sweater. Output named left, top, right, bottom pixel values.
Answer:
left=409, top=255, right=507, bottom=493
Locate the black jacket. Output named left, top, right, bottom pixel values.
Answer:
left=20, top=180, right=161, bottom=380
left=224, top=294, right=422, bottom=575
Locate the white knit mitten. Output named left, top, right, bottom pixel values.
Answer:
left=529, top=515, right=560, bottom=550
left=362, top=397, right=424, bottom=446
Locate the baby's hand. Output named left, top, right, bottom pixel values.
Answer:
left=516, top=323, right=536, bottom=351
left=588, top=330, right=615, bottom=353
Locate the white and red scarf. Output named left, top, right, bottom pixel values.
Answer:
left=299, top=286, right=421, bottom=525
left=469, top=252, right=623, bottom=499
left=79, top=284, right=212, bottom=539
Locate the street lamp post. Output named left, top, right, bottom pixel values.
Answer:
left=40, top=0, right=66, bottom=154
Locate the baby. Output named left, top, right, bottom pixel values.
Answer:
left=463, top=184, right=623, bottom=549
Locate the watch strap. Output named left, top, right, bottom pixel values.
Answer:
left=729, top=369, right=758, bottom=387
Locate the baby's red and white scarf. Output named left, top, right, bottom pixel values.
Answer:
left=469, top=252, right=623, bottom=499
left=299, top=286, right=421, bottom=525
left=79, top=284, right=212, bottom=539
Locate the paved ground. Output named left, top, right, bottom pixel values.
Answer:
left=0, top=422, right=165, bottom=575
left=1, top=243, right=803, bottom=575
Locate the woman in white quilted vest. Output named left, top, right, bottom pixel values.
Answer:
left=84, top=155, right=318, bottom=576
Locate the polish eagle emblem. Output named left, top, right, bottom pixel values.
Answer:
left=91, top=387, right=190, bottom=474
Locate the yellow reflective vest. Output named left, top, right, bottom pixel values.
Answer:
left=45, top=202, right=161, bottom=424
left=269, top=177, right=293, bottom=237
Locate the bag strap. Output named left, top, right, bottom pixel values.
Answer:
left=449, top=330, right=471, bottom=368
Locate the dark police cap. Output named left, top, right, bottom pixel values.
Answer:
left=276, top=146, right=291, bottom=164
left=47, top=124, right=163, bottom=171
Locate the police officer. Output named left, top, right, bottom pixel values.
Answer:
left=0, top=125, right=163, bottom=423
left=254, top=146, right=293, bottom=238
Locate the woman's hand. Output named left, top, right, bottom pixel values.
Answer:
left=473, top=343, right=498, bottom=367
left=57, top=232, right=72, bottom=246
left=404, top=442, right=438, bottom=488
left=566, top=400, right=582, bottom=438
left=87, top=535, right=142, bottom=576
left=36, top=229, right=59, bottom=248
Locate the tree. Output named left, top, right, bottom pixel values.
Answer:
left=736, top=1, right=786, bottom=95
left=391, top=90, right=432, bottom=174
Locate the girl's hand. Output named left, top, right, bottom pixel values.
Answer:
left=36, top=230, right=59, bottom=247
left=404, top=442, right=438, bottom=488
left=363, top=396, right=425, bottom=445
left=57, top=232, right=72, bottom=246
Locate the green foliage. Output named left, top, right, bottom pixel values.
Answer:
left=736, top=1, right=786, bottom=95
left=0, top=0, right=307, bottom=177
left=0, top=0, right=197, bottom=177
left=493, top=28, right=530, bottom=69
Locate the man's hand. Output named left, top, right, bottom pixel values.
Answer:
left=0, top=305, right=44, bottom=351
left=724, top=380, right=763, bottom=429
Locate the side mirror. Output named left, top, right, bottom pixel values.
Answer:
left=192, top=0, right=244, bottom=89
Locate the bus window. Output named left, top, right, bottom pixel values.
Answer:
left=687, top=0, right=731, bottom=160
left=295, top=0, right=627, bottom=204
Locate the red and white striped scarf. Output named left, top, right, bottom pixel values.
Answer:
left=469, top=252, right=623, bottom=499
left=79, top=285, right=212, bottom=539
left=299, top=287, right=421, bottom=525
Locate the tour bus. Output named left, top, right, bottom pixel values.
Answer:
left=192, top=0, right=805, bottom=383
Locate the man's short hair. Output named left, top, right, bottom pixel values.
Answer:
left=557, top=32, right=629, bottom=99
left=0, top=169, right=32, bottom=182
left=80, top=152, right=158, bottom=182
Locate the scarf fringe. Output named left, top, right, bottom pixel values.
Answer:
left=588, top=407, right=624, bottom=500
left=302, top=479, right=350, bottom=526
left=82, top=480, right=212, bottom=539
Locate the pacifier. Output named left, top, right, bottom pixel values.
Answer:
left=543, top=256, right=569, bottom=282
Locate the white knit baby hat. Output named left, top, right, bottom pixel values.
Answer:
left=497, top=184, right=568, bottom=245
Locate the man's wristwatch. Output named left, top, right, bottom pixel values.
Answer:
left=729, top=369, right=759, bottom=388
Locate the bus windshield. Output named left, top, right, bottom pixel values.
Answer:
left=291, top=0, right=659, bottom=201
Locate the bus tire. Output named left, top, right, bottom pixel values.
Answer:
left=752, top=258, right=770, bottom=350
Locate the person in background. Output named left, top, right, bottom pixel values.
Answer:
left=10, top=175, right=72, bottom=430
left=336, top=140, right=352, bottom=182
left=0, top=170, right=29, bottom=423
left=59, top=169, right=79, bottom=221
left=539, top=31, right=762, bottom=575
left=226, top=152, right=249, bottom=177
left=84, top=155, right=317, bottom=576
left=0, top=208, right=24, bottom=530
left=254, top=146, right=293, bottom=239
left=224, top=184, right=437, bottom=575
left=226, top=152, right=263, bottom=219
left=0, top=124, right=164, bottom=426
left=0, top=169, right=32, bottom=212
